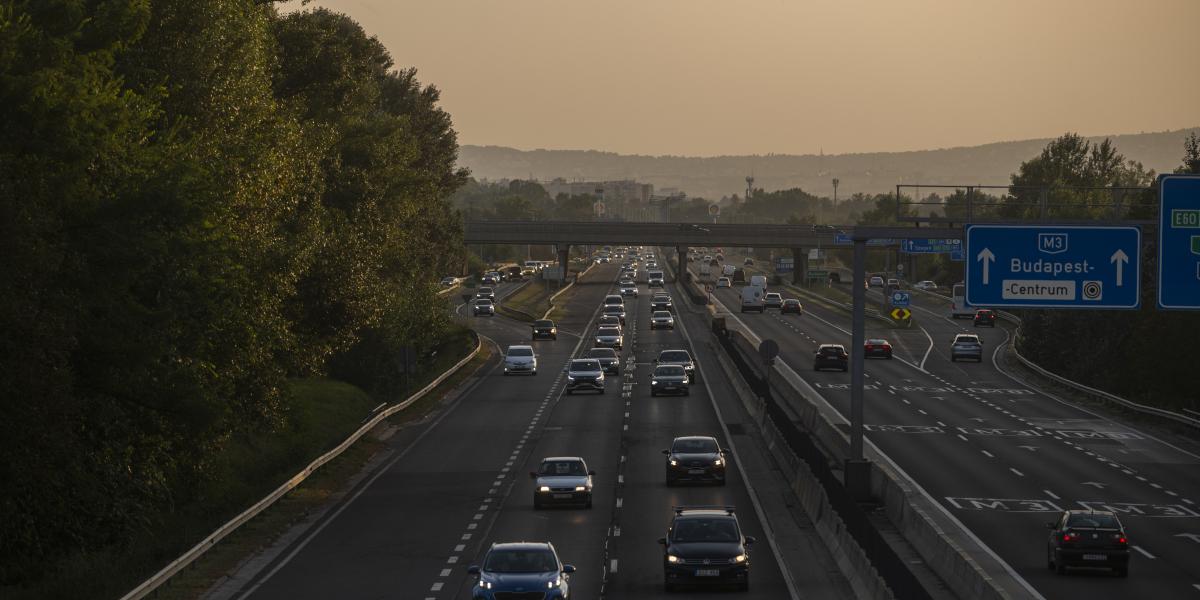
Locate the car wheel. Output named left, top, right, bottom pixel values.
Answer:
left=738, top=577, right=749, bottom=592
left=886, top=353, right=893, bottom=360
left=532, top=371, right=538, bottom=376
left=841, top=367, right=848, bottom=372
left=651, top=391, right=657, bottom=397
left=664, top=578, right=675, bottom=593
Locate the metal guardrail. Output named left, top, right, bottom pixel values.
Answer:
left=119, top=335, right=484, bottom=600
left=909, top=288, right=1200, bottom=430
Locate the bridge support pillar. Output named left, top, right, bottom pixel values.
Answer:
left=557, top=245, right=570, bottom=285
left=676, top=246, right=688, bottom=282
left=791, top=247, right=807, bottom=285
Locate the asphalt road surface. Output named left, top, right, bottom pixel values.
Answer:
left=705, top=268, right=1200, bottom=600
left=223, top=260, right=807, bottom=600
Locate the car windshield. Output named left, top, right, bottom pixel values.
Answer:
left=534, top=320, right=554, bottom=327
left=587, top=348, right=616, bottom=359
left=599, top=316, right=619, bottom=325
left=672, top=518, right=739, bottom=543
left=507, top=348, right=533, bottom=357
left=479, top=287, right=493, bottom=293
left=598, top=327, right=620, bottom=336
left=539, top=460, right=585, bottom=476
left=604, top=306, right=622, bottom=313
left=655, top=365, right=686, bottom=376
left=653, top=311, right=671, bottom=318
left=660, top=351, right=691, bottom=363
left=867, top=339, right=887, bottom=345
left=483, top=549, right=558, bottom=573
left=956, top=336, right=980, bottom=344
left=605, top=296, right=622, bottom=304
left=475, top=300, right=491, bottom=305
left=819, top=346, right=844, bottom=355
left=1067, top=514, right=1120, bottom=529
left=767, top=293, right=781, bottom=299
left=673, top=438, right=718, bottom=453
left=784, top=300, right=798, bottom=305
left=570, top=360, right=601, bottom=371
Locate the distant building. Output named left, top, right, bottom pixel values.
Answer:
left=543, top=178, right=654, bottom=204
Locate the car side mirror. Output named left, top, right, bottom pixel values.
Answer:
left=529, top=471, right=538, bottom=479
left=745, top=536, right=756, bottom=545
left=562, top=564, right=576, bottom=574
left=721, top=449, right=732, bottom=456
left=657, top=537, right=668, bottom=545
left=467, top=565, right=480, bottom=575
left=588, top=469, right=596, bottom=476
left=661, top=449, right=670, bottom=455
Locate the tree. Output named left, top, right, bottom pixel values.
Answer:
left=1003, top=133, right=1154, bottom=220
left=1178, top=132, right=1200, bottom=174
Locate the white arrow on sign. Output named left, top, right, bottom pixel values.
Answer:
left=1082, top=481, right=1107, bottom=489
left=977, top=247, right=995, bottom=285
left=1110, top=249, right=1129, bottom=287
left=1175, top=533, right=1200, bottom=544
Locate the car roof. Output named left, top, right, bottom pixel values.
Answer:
left=673, top=435, right=717, bottom=443
left=659, top=349, right=691, bottom=356
left=507, top=345, right=533, bottom=350
left=783, top=298, right=800, bottom=303
left=541, top=456, right=584, bottom=463
left=866, top=339, right=888, bottom=343
left=489, top=542, right=554, bottom=552
left=818, top=343, right=845, bottom=349
left=766, top=292, right=781, bottom=296
left=587, top=347, right=617, bottom=355
left=955, top=334, right=980, bottom=340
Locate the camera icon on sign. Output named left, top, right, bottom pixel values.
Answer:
left=1081, top=280, right=1103, bottom=301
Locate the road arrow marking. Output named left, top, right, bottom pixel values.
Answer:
left=1111, top=249, right=1129, bottom=286
left=1082, top=481, right=1107, bottom=489
left=977, top=247, right=995, bottom=285
left=1174, top=533, right=1200, bottom=544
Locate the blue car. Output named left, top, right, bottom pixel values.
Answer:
left=468, top=542, right=575, bottom=599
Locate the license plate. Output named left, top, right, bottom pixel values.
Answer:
left=1082, top=554, right=1107, bottom=561
left=553, top=493, right=571, bottom=499
left=695, top=569, right=720, bottom=577
left=687, top=469, right=705, bottom=475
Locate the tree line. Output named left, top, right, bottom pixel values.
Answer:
left=1, top=1, right=466, bottom=584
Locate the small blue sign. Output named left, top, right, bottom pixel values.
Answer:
left=833, top=234, right=894, bottom=246
left=775, top=256, right=794, bottom=273
left=890, top=291, right=911, bottom=307
left=901, top=238, right=962, bottom=254
left=965, top=225, right=1141, bottom=309
left=1157, top=175, right=1200, bottom=310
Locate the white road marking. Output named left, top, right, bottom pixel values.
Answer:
left=957, top=434, right=969, bottom=441
left=455, top=544, right=465, bottom=552
left=430, top=582, right=443, bottom=592
left=616, top=498, right=623, bottom=508
left=1010, top=468, right=1025, bottom=477
left=439, top=568, right=450, bottom=577
left=1044, top=490, right=1060, bottom=500
left=610, top=559, right=619, bottom=574
left=918, top=409, right=928, bottom=415
left=981, top=450, right=994, bottom=458
left=1132, top=546, right=1156, bottom=559
left=462, top=533, right=472, bottom=540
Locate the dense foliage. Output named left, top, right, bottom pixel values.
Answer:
left=0, top=0, right=465, bottom=584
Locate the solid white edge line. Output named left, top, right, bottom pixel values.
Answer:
left=918, top=324, right=936, bottom=371
left=1131, top=545, right=1155, bottom=559
left=709, top=292, right=1047, bottom=600
left=672, top=278, right=802, bottom=600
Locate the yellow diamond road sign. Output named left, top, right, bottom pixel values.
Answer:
left=890, top=308, right=911, bottom=320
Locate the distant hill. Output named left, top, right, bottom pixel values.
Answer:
left=458, top=128, right=1198, bottom=199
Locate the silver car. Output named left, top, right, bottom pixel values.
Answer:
left=650, top=364, right=690, bottom=396
left=476, top=287, right=496, bottom=301
left=503, top=345, right=537, bottom=376
left=531, top=457, right=595, bottom=509
left=602, top=304, right=626, bottom=325
left=620, top=282, right=639, bottom=297
left=656, top=349, right=696, bottom=382
left=566, top=359, right=605, bottom=394
left=650, top=310, right=675, bottom=330
left=598, top=314, right=622, bottom=331
left=595, top=326, right=624, bottom=350
left=472, top=299, right=495, bottom=316
left=951, top=334, right=983, bottom=362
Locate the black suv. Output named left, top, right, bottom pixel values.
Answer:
left=532, top=319, right=558, bottom=340
left=973, top=309, right=997, bottom=328
left=663, top=436, right=727, bottom=485
left=585, top=347, right=620, bottom=375
left=813, top=344, right=848, bottom=372
left=658, top=506, right=754, bottom=592
left=651, top=294, right=673, bottom=312
left=1047, top=509, right=1130, bottom=577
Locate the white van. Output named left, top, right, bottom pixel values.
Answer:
left=749, top=274, right=767, bottom=290
left=722, top=264, right=737, bottom=277
left=740, top=286, right=765, bottom=313
left=950, top=282, right=976, bottom=318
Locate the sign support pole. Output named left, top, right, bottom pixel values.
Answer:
left=847, top=238, right=870, bottom=500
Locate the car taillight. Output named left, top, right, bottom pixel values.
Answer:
left=1062, top=533, right=1075, bottom=542
left=1116, top=535, right=1127, bottom=544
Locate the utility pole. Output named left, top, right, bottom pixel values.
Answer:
left=832, top=178, right=840, bottom=207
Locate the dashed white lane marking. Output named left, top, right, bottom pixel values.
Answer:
left=461, top=533, right=471, bottom=540
left=467, top=523, right=477, bottom=530
left=430, top=582, right=443, bottom=592
left=455, top=544, right=465, bottom=552
left=447, top=555, right=458, bottom=563
left=1010, top=468, right=1025, bottom=477
left=937, top=421, right=946, bottom=427
left=616, top=497, right=623, bottom=508
left=610, top=559, right=619, bottom=574
left=957, top=434, right=969, bottom=441
left=1151, top=483, right=1163, bottom=489
left=1167, top=490, right=1179, bottom=496
left=981, top=450, right=995, bottom=458
left=917, top=409, right=928, bottom=415
left=902, top=399, right=911, bottom=405
left=1132, top=546, right=1156, bottom=559
left=1184, top=498, right=1196, bottom=505
left=1044, top=490, right=1060, bottom=500
left=473, top=513, right=483, bottom=520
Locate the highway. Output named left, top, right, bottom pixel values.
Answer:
left=212, top=259, right=830, bottom=600
left=704, top=260, right=1200, bottom=599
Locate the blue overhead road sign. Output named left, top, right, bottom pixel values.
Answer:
left=890, top=291, right=911, bottom=307
left=901, top=239, right=962, bottom=254
left=965, top=225, right=1141, bottom=309
left=1158, top=175, right=1200, bottom=310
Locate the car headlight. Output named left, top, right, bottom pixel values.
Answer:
left=548, top=577, right=561, bottom=588
left=596, top=338, right=603, bottom=343
left=651, top=380, right=659, bottom=385
left=669, top=459, right=678, bottom=466
left=539, top=486, right=551, bottom=492
left=667, top=555, right=679, bottom=563
left=567, top=375, right=576, bottom=381
left=481, top=580, right=493, bottom=589
left=575, top=486, right=587, bottom=492
left=714, top=458, right=723, bottom=466
left=734, top=554, right=747, bottom=563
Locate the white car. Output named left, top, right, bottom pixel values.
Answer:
left=503, top=345, right=537, bottom=376
left=914, top=280, right=938, bottom=291
left=473, top=299, right=495, bottom=316
left=650, top=311, right=675, bottom=330
left=440, top=276, right=458, bottom=287
left=869, top=276, right=885, bottom=288
left=716, top=277, right=731, bottom=288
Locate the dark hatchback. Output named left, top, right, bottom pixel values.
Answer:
left=974, top=309, right=997, bottom=327
left=468, top=542, right=575, bottom=599
left=663, top=436, right=727, bottom=485
left=1047, top=510, right=1130, bottom=577
left=585, top=347, right=620, bottom=375
left=532, top=319, right=558, bottom=340
left=813, top=344, right=848, bottom=372
left=659, top=506, right=754, bottom=592
left=780, top=299, right=803, bottom=314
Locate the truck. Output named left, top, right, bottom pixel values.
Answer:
left=740, top=285, right=765, bottom=313
left=749, top=274, right=767, bottom=290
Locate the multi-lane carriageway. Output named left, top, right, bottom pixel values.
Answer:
left=205, top=261, right=855, bottom=600
left=706, top=255, right=1200, bottom=600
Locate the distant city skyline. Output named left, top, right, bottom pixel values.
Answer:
left=290, top=0, right=1199, bottom=157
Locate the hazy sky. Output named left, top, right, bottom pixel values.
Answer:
left=288, top=0, right=1198, bottom=157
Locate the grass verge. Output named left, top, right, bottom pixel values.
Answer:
left=12, top=328, right=482, bottom=600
